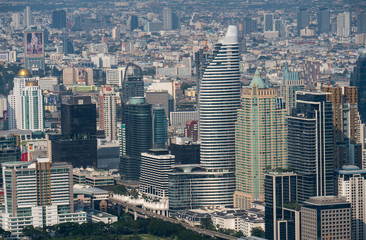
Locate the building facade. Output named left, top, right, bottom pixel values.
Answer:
left=20, top=81, right=44, bottom=131
left=99, top=86, right=117, bottom=141
left=351, top=50, right=366, bottom=123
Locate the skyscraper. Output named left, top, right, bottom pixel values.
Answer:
left=52, top=10, right=66, bottom=29
left=24, top=6, right=32, bottom=28
left=301, top=196, right=351, bottom=240
left=163, top=7, right=173, bottom=30
left=20, top=80, right=44, bottom=130
left=24, top=27, right=45, bottom=72
left=129, top=15, right=139, bottom=31
left=297, top=8, right=310, bottom=35
left=336, top=165, right=366, bottom=240
left=264, top=14, right=274, bottom=31
left=357, top=10, right=366, bottom=34
left=120, top=97, right=152, bottom=182
left=1, top=160, right=86, bottom=237
left=337, top=12, right=351, bottom=37
left=153, top=106, right=168, bottom=149
left=234, top=70, right=287, bottom=209
left=265, top=171, right=298, bottom=240
left=199, top=25, right=241, bottom=207
left=351, top=50, right=366, bottom=123
left=287, top=92, right=334, bottom=203
left=317, top=8, right=330, bottom=34
left=99, top=86, right=117, bottom=141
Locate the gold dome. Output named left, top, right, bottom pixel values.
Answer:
left=17, top=69, right=32, bottom=78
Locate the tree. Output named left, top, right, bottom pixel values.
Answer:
left=251, top=227, right=265, bottom=237
left=233, top=230, right=244, bottom=238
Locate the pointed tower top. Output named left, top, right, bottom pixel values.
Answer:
left=249, top=69, right=266, bottom=89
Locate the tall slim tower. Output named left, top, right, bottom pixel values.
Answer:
left=163, top=7, right=173, bottom=30
left=153, top=106, right=168, bottom=149
left=297, top=8, right=310, bottom=35
left=234, top=70, right=287, bottom=209
left=99, top=86, right=117, bottom=141
left=199, top=25, right=241, bottom=206
left=317, top=8, right=330, bottom=34
left=337, top=12, right=351, bottom=37
left=20, top=80, right=44, bottom=131
left=351, top=50, right=366, bottom=123
left=24, top=6, right=32, bottom=28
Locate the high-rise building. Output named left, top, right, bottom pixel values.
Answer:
left=52, top=10, right=66, bottom=29
left=234, top=70, right=287, bottom=209
left=199, top=25, right=241, bottom=207
left=163, top=7, right=179, bottom=30
left=0, top=160, right=86, bottom=237
left=120, top=97, right=152, bottom=182
left=287, top=92, right=334, bottom=203
left=99, top=86, right=117, bottom=141
left=112, top=27, right=120, bottom=40
left=337, top=12, right=351, bottom=37
left=170, top=142, right=200, bottom=165
left=264, top=14, right=274, bottom=31
left=351, top=50, right=366, bottom=123
left=24, top=27, right=45, bottom=72
left=24, top=6, right=32, bottom=28
left=279, top=62, right=304, bottom=115
left=303, top=59, right=321, bottom=86
left=265, top=171, right=299, bottom=240
left=20, top=80, right=44, bottom=131
left=297, top=8, right=310, bottom=35
left=63, top=68, right=93, bottom=85
left=139, top=149, right=175, bottom=199
left=243, top=17, right=258, bottom=35
left=8, top=69, right=34, bottom=130
left=321, top=86, right=361, bottom=169
left=184, top=120, right=198, bottom=143
left=336, top=165, right=366, bottom=240
left=317, top=8, right=330, bottom=34
left=357, top=10, right=366, bottom=34
left=11, top=13, right=21, bottom=29
left=146, top=91, right=170, bottom=119
left=129, top=15, right=139, bottom=31
left=152, top=106, right=168, bottom=149
left=62, top=34, right=74, bottom=55
left=50, top=96, right=97, bottom=168
left=301, top=196, right=351, bottom=240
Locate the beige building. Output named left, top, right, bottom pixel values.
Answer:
left=301, top=196, right=351, bottom=240
left=63, top=68, right=94, bottom=85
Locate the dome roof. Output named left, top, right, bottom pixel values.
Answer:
left=17, top=69, right=32, bottom=78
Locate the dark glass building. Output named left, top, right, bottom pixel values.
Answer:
left=351, top=51, right=366, bottom=122
left=287, top=92, right=334, bottom=203
left=130, top=15, right=138, bottom=31
left=297, top=8, right=310, bottom=35
left=153, top=106, right=167, bottom=149
left=51, top=96, right=97, bottom=168
left=120, top=97, right=152, bottom=182
left=170, top=143, right=200, bottom=165
left=317, top=8, right=330, bottom=34
left=52, top=10, right=66, bottom=29
left=265, top=171, right=298, bottom=240
left=0, top=134, right=20, bottom=164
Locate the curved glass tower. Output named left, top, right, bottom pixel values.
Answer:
left=198, top=25, right=241, bottom=206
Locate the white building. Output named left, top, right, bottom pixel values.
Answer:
left=99, top=86, right=117, bottom=141
left=0, top=159, right=86, bottom=238
left=106, top=67, right=125, bottom=87
left=337, top=12, right=351, bottom=37
left=337, top=165, right=366, bottom=240
left=24, top=6, right=32, bottom=28
left=20, top=81, right=44, bottom=131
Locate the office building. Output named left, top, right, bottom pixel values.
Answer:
left=8, top=69, right=34, bottom=130
left=24, top=27, right=45, bottom=72
left=50, top=96, right=97, bottom=168
left=170, top=141, right=200, bottom=165
left=264, top=14, right=274, bottom=31
left=279, top=62, right=304, bottom=115
left=146, top=91, right=170, bottom=119
left=112, top=27, right=120, bottom=40
left=288, top=92, right=334, bottom=203
left=0, top=160, right=86, bottom=238
left=153, top=106, right=168, bottom=149
left=106, top=67, right=124, bottom=87
left=303, top=59, right=321, bottom=85
left=52, top=10, right=66, bottom=29
left=351, top=50, right=366, bottom=123
left=322, top=86, right=361, bottom=168
left=11, top=13, right=21, bottom=29
left=24, top=6, right=32, bottom=28
left=234, top=70, right=287, bottom=209
left=337, top=165, right=366, bottom=240
left=297, top=8, right=310, bottom=35
left=358, top=11, right=366, bottom=34
left=265, top=171, right=299, bottom=240
left=62, top=34, right=74, bottom=55
left=170, top=111, right=199, bottom=128
left=317, top=8, right=330, bottom=34
left=129, top=15, right=138, bottom=31
left=199, top=25, right=241, bottom=207
left=63, top=68, right=94, bottom=85
left=337, top=12, right=351, bottom=37
left=243, top=17, right=258, bottom=35
left=301, top=196, right=351, bottom=240
left=139, top=149, right=175, bottom=198
left=120, top=97, right=152, bottom=182
left=99, top=86, right=117, bottom=141
left=20, top=80, right=44, bottom=131
left=163, top=7, right=179, bottom=30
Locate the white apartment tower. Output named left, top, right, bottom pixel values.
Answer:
left=337, top=12, right=351, bottom=37
left=337, top=165, right=366, bottom=240
left=20, top=81, right=44, bottom=131
left=99, top=85, right=117, bottom=141
left=24, top=6, right=32, bottom=28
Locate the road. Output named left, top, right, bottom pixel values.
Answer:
left=109, top=197, right=237, bottom=240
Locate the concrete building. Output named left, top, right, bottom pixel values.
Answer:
left=63, top=68, right=94, bottom=85
left=24, top=6, right=32, bottom=28
left=0, top=160, right=86, bottom=238
left=301, top=196, right=351, bottom=240
left=170, top=111, right=198, bottom=128
left=337, top=12, right=351, bottom=37
left=234, top=70, right=287, bottom=209
left=20, top=80, right=44, bottom=131
left=336, top=165, right=366, bottom=240
left=99, top=86, right=117, bottom=141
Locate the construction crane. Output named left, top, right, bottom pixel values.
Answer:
left=328, top=45, right=332, bottom=86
